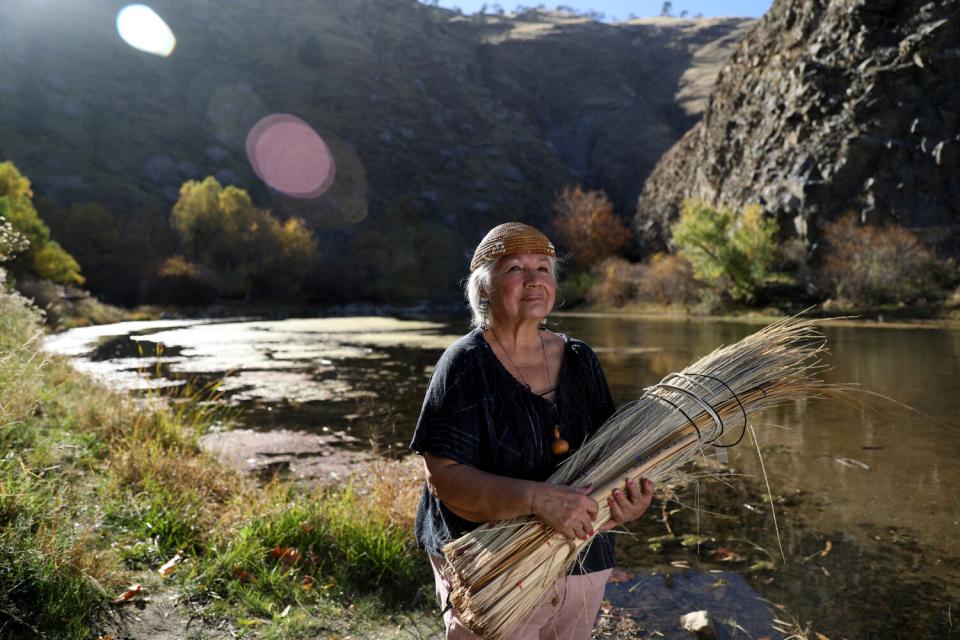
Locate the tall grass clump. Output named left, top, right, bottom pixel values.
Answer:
left=188, top=456, right=429, bottom=622
left=0, top=288, right=119, bottom=638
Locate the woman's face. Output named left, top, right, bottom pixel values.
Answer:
left=486, top=253, right=556, bottom=327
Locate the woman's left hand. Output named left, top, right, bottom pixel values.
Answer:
left=600, top=478, right=654, bottom=531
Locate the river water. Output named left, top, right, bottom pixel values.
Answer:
left=44, top=314, right=960, bottom=639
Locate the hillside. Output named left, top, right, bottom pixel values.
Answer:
left=635, top=0, right=960, bottom=254
left=0, top=0, right=750, bottom=302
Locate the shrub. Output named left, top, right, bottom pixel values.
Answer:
left=0, top=213, right=27, bottom=264
left=671, top=199, right=778, bottom=302
left=0, top=162, right=83, bottom=285
left=818, top=214, right=954, bottom=307
left=587, top=257, right=639, bottom=307
left=168, top=176, right=319, bottom=300
left=636, top=253, right=699, bottom=305
left=553, top=185, right=632, bottom=270
left=586, top=254, right=700, bottom=308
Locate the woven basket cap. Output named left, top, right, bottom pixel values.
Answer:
left=470, top=222, right=556, bottom=271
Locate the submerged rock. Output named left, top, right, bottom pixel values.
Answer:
left=680, top=609, right=718, bottom=639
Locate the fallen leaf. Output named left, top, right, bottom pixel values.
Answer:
left=816, top=633, right=831, bottom=640
left=298, top=521, right=315, bottom=534
left=820, top=565, right=831, bottom=577
left=157, top=553, right=182, bottom=577
left=302, top=575, right=315, bottom=590
left=713, top=547, right=746, bottom=562
left=271, top=545, right=301, bottom=570
left=280, top=604, right=292, bottom=618
left=820, top=540, right=833, bottom=558
left=233, top=567, right=257, bottom=583
left=669, top=560, right=690, bottom=569
left=113, top=583, right=142, bottom=603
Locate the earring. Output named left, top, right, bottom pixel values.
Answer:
left=539, top=316, right=547, bottom=331
left=479, top=298, right=490, bottom=330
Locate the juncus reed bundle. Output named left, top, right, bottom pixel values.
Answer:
left=441, top=316, right=830, bottom=639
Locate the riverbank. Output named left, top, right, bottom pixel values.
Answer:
left=13, top=293, right=960, bottom=638
left=560, top=300, right=960, bottom=331
left=0, top=290, right=439, bottom=639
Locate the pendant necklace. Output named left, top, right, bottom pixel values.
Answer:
left=489, top=328, right=569, bottom=456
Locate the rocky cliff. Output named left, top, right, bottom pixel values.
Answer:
left=635, top=0, right=960, bottom=254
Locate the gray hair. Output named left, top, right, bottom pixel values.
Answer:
left=464, top=256, right=561, bottom=329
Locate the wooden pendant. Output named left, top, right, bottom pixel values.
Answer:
left=550, top=426, right=570, bottom=455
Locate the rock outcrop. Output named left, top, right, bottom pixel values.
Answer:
left=635, top=0, right=960, bottom=254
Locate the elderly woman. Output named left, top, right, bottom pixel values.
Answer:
left=410, top=222, right=654, bottom=640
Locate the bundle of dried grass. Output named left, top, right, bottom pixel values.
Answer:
left=441, top=316, right=830, bottom=639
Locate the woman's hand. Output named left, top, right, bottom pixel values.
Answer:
left=600, top=478, right=654, bottom=531
left=531, top=483, right=599, bottom=541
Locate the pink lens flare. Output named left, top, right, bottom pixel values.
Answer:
left=245, top=114, right=336, bottom=199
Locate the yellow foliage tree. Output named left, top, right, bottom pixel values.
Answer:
left=671, top=199, right=777, bottom=302
left=0, top=161, right=83, bottom=284
left=168, top=177, right=319, bottom=299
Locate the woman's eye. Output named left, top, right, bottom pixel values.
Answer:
left=509, top=265, right=521, bottom=271
left=538, top=267, right=549, bottom=272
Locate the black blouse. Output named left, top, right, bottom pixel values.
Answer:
left=409, top=328, right=616, bottom=575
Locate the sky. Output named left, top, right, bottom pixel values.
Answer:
left=435, top=0, right=773, bottom=19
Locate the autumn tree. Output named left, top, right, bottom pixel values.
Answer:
left=552, top=185, right=632, bottom=270
left=0, top=161, right=83, bottom=284
left=671, top=199, right=777, bottom=302
left=167, top=177, right=319, bottom=300
left=818, top=214, right=953, bottom=307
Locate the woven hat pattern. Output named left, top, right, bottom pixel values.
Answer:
left=470, top=222, right=556, bottom=271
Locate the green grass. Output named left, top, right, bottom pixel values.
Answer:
left=0, top=288, right=433, bottom=638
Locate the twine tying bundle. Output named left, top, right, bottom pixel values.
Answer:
left=441, top=316, right=830, bottom=639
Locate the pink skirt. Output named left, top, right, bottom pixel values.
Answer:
left=429, top=555, right=612, bottom=640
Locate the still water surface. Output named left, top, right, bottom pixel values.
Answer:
left=45, top=314, right=960, bottom=638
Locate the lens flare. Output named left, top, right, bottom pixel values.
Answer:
left=116, top=5, right=176, bottom=57
left=245, top=114, right=336, bottom=199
